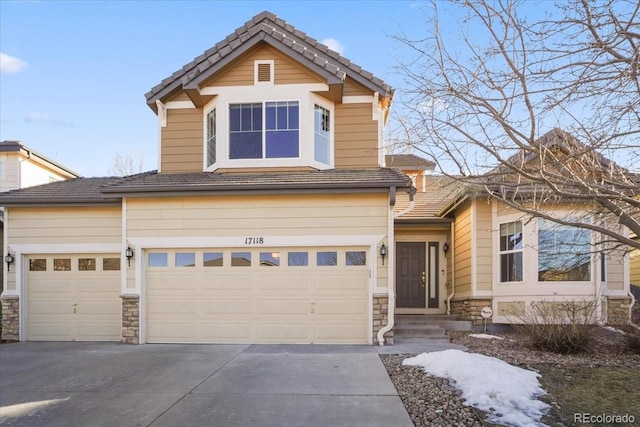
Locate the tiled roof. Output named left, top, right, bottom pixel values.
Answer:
left=394, top=175, right=464, bottom=221
left=145, top=10, right=392, bottom=106
left=0, top=169, right=411, bottom=205
left=102, top=168, right=412, bottom=195
left=0, top=177, right=123, bottom=205
left=385, top=154, right=436, bottom=169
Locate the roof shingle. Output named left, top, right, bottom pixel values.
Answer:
left=145, top=10, right=392, bottom=107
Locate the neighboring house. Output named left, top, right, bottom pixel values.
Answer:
left=0, top=141, right=81, bottom=292
left=419, top=128, right=635, bottom=325
left=0, top=12, right=633, bottom=345
left=631, top=233, right=639, bottom=286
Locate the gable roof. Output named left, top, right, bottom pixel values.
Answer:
left=0, top=169, right=412, bottom=206
left=385, top=154, right=436, bottom=170
left=394, top=175, right=463, bottom=222
left=145, top=10, right=392, bottom=110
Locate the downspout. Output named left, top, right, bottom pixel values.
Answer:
left=378, top=187, right=416, bottom=346
left=446, top=220, right=456, bottom=315
left=628, top=290, right=637, bottom=327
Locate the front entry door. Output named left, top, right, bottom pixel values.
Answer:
left=396, top=242, right=426, bottom=308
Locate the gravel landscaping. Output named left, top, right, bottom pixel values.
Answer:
left=380, top=326, right=640, bottom=426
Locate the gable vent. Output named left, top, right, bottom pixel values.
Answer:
left=255, top=60, right=274, bottom=84
left=257, top=63, right=272, bottom=82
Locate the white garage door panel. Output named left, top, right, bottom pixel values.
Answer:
left=26, top=254, right=121, bottom=342
left=146, top=247, right=370, bottom=344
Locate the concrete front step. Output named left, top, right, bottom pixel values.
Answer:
left=394, top=326, right=447, bottom=337
left=393, top=336, right=452, bottom=344
left=395, top=315, right=473, bottom=332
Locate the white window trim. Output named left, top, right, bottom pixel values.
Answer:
left=202, top=84, right=334, bottom=171
left=497, top=219, right=525, bottom=284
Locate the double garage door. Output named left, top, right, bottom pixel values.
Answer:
left=26, top=254, right=121, bottom=341
left=146, top=247, right=370, bottom=344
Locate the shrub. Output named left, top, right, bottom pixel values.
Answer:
left=509, top=300, right=597, bottom=354
left=622, top=325, right=640, bottom=354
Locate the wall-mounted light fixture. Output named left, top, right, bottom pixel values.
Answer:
left=5, top=251, right=15, bottom=272
left=125, top=246, right=134, bottom=267
left=442, top=242, right=450, bottom=255
left=380, top=243, right=387, bottom=265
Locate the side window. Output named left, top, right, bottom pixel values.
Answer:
left=314, top=104, right=330, bottom=165
left=499, top=221, right=523, bottom=282
left=206, top=108, right=217, bottom=167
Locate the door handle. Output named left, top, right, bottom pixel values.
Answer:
left=421, top=272, right=426, bottom=287
left=73, top=303, right=77, bottom=314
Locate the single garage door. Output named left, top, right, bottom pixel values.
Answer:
left=146, top=247, right=370, bottom=344
left=26, top=254, right=122, bottom=341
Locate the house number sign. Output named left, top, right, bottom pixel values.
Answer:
left=244, top=237, right=265, bottom=245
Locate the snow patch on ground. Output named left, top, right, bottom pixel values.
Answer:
left=602, top=325, right=626, bottom=335
left=469, top=333, right=504, bottom=340
left=403, top=349, right=549, bottom=427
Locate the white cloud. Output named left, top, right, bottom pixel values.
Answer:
left=321, top=38, right=345, bottom=55
left=25, top=113, right=73, bottom=127
left=0, top=52, right=28, bottom=74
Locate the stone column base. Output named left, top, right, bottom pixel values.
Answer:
left=121, top=295, right=140, bottom=344
left=607, top=296, right=631, bottom=325
left=450, top=298, right=493, bottom=325
left=1, top=296, right=20, bottom=341
left=373, top=295, right=393, bottom=345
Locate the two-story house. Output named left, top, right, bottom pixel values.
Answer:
left=0, top=140, right=80, bottom=292
left=0, top=11, right=633, bottom=345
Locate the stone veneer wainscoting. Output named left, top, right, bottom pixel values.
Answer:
left=1, top=296, right=19, bottom=341
left=373, top=295, right=393, bottom=345
left=450, top=298, right=493, bottom=325
left=607, top=296, right=632, bottom=325
left=121, top=295, right=140, bottom=344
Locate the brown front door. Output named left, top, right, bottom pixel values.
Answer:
left=396, top=242, right=426, bottom=308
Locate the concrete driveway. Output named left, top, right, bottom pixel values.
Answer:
left=0, top=342, right=413, bottom=427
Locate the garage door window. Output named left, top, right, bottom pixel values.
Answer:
left=176, top=252, right=196, bottom=267
left=29, top=259, right=47, bottom=271
left=232, top=252, right=251, bottom=267
left=79, top=258, right=96, bottom=271
left=346, top=251, right=366, bottom=266
left=54, top=258, right=71, bottom=271
left=260, top=252, right=280, bottom=267
left=288, top=252, right=308, bottom=266
left=103, top=258, right=121, bottom=271
left=317, top=251, right=337, bottom=266
left=148, top=253, right=168, bottom=267
left=204, top=252, right=223, bottom=267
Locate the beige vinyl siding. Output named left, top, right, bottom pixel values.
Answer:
left=126, top=193, right=389, bottom=289
left=0, top=155, right=19, bottom=192
left=202, top=45, right=323, bottom=87
left=605, top=248, right=626, bottom=291
left=344, top=77, right=371, bottom=97
left=7, top=207, right=122, bottom=245
left=631, top=248, right=640, bottom=285
left=453, top=201, right=472, bottom=297
left=334, top=103, right=378, bottom=168
left=474, top=199, right=492, bottom=292
left=161, top=108, right=204, bottom=173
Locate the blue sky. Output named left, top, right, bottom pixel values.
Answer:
left=0, top=0, right=433, bottom=176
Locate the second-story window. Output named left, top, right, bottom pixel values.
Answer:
left=206, top=108, right=216, bottom=167
left=314, top=104, right=330, bottom=165
left=229, top=101, right=299, bottom=159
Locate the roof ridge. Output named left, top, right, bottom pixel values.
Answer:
left=145, top=10, right=391, bottom=106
